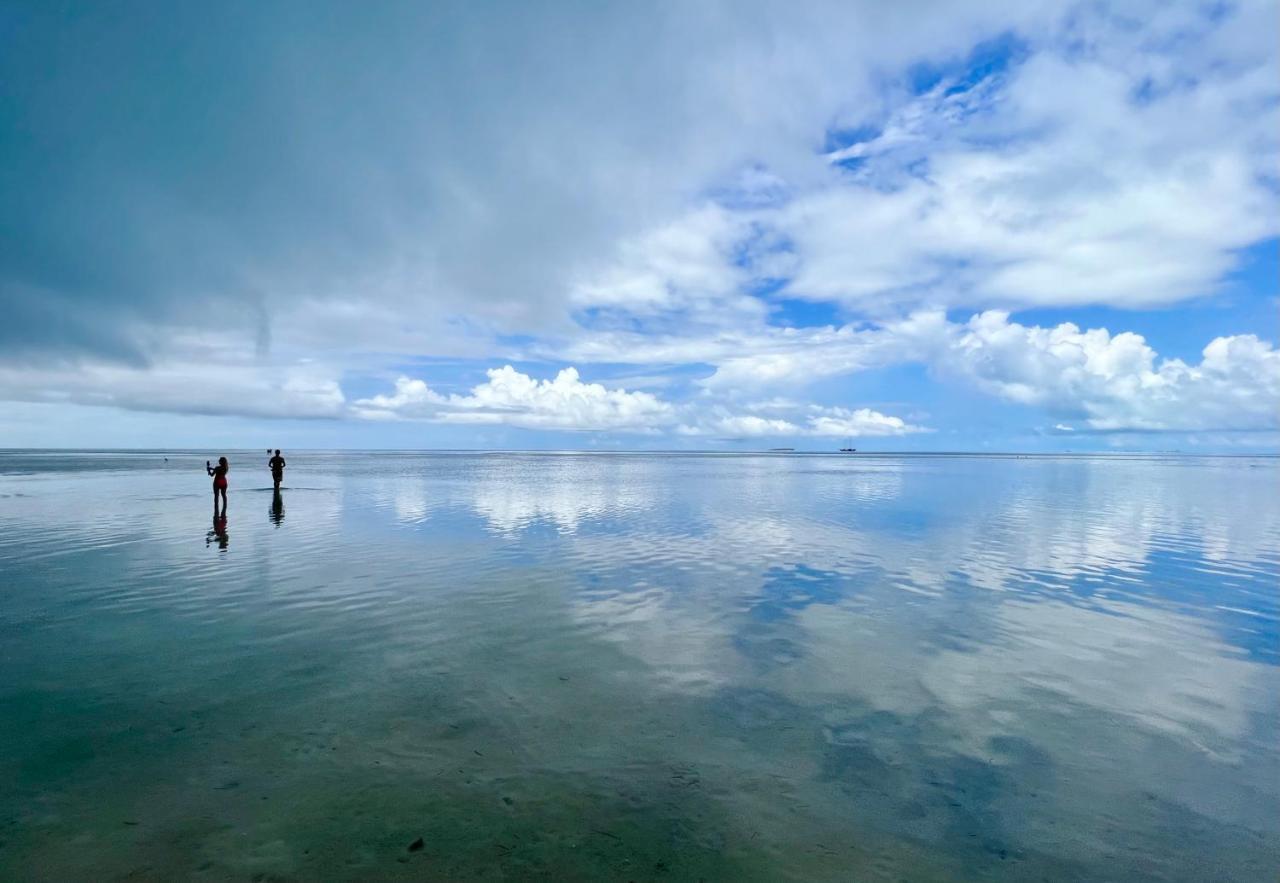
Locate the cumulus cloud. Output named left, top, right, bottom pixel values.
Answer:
left=355, top=366, right=676, bottom=432
left=678, top=404, right=927, bottom=438
left=562, top=308, right=1280, bottom=435
left=808, top=406, right=925, bottom=437
left=356, top=366, right=924, bottom=438
left=351, top=377, right=446, bottom=417
left=6, top=306, right=1267, bottom=439
left=946, top=312, right=1280, bottom=432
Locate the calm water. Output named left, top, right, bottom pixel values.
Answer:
left=1, top=451, right=1277, bottom=881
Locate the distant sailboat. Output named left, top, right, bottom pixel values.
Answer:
left=839, top=437, right=856, bottom=453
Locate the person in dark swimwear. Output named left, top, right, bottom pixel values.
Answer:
left=207, top=456, right=229, bottom=516
left=268, top=449, right=286, bottom=491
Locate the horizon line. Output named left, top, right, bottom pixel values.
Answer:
left=0, top=447, right=1275, bottom=458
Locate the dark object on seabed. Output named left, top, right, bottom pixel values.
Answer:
left=407, top=837, right=424, bottom=852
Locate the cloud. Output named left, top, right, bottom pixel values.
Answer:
left=355, top=366, right=676, bottom=432
left=536, top=0, right=1279, bottom=339
left=0, top=343, right=346, bottom=420
left=807, top=406, right=924, bottom=437
left=1, top=1, right=1275, bottom=447
left=0, top=1, right=1083, bottom=366
left=945, top=311, right=1280, bottom=432
left=30, top=0, right=1270, bottom=356
left=356, top=365, right=924, bottom=438
left=787, top=2, right=1278, bottom=313
left=4, top=304, right=1268, bottom=440
left=678, top=404, right=927, bottom=438
left=569, top=206, right=758, bottom=319
left=679, top=415, right=801, bottom=438
left=560, top=307, right=1280, bottom=435
left=351, top=377, right=447, bottom=418
left=809, top=33, right=1277, bottom=313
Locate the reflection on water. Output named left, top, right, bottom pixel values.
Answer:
left=470, top=456, right=657, bottom=533
left=0, top=452, right=1276, bottom=881
left=205, top=513, right=229, bottom=549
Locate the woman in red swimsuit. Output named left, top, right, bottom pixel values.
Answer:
left=207, top=456, right=229, bottom=516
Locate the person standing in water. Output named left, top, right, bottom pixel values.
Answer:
left=268, top=449, right=286, bottom=491
left=207, top=456, right=229, bottom=516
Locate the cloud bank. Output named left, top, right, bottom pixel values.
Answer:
left=354, top=367, right=674, bottom=432
left=947, top=313, right=1280, bottom=432
left=0, top=1, right=1275, bottom=446
left=354, top=366, right=924, bottom=438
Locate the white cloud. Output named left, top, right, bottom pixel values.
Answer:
left=537, top=0, right=1278, bottom=341
left=19, top=304, right=1263, bottom=438
left=3, top=0, right=1276, bottom=448
left=945, top=311, right=1280, bottom=431
left=558, top=307, right=1280, bottom=435
left=569, top=206, right=758, bottom=318
left=355, top=366, right=676, bottom=432
left=807, top=406, right=923, bottom=437
left=678, top=414, right=802, bottom=437
left=357, top=365, right=926, bottom=438
left=678, top=403, right=926, bottom=438
left=781, top=3, right=1279, bottom=313
left=351, top=377, right=446, bottom=417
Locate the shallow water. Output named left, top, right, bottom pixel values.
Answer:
left=1, top=450, right=1277, bottom=881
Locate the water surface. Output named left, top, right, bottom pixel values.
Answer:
left=1, top=451, right=1277, bottom=880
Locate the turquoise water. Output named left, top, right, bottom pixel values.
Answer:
left=1, top=451, right=1277, bottom=881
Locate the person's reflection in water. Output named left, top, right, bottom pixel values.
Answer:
left=270, top=488, right=285, bottom=526
left=206, top=514, right=229, bottom=549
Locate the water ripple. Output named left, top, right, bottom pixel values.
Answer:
left=0, top=452, right=1276, bottom=880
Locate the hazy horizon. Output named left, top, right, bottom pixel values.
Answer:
left=5, top=447, right=1277, bottom=458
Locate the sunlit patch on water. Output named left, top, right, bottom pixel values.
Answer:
left=1, top=451, right=1277, bottom=880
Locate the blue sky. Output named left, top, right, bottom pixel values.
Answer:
left=0, top=1, right=1276, bottom=451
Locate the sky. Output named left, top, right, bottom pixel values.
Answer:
left=1, top=0, right=1277, bottom=451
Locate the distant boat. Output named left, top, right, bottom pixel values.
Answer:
left=769, top=447, right=795, bottom=452
left=839, top=447, right=857, bottom=453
